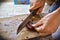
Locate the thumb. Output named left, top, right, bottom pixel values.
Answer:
left=30, top=2, right=41, bottom=12
left=36, top=6, right=44, bottom=14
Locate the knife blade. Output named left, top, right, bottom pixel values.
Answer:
left=17, top=8, right=40, bottom=34
left=17, top=12, right=35, bottom=34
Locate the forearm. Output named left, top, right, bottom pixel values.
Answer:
left=52, top=7, right=60, bottom=19
left=50, top=7, right=60, bottom=24
left=45, top=7, right=60, bottom=25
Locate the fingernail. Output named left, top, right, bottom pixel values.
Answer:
left=32, top=24, right=36, bottom=27
left=35, top=26, right=43, bottom=32
left=35, top=28, right=40, bottom=32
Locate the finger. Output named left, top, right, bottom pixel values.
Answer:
left=35, top=25, right=45, bottom=33
left=35, top=25, right=52, bottom=36
left=36, top=6, right=44, bottom=14
left=30, top=2, right=41, bottom=11
left=26, top=23, right=32, bottom=29
left=34, top=23, right=46, bottom=32
left=32, top=20, right=43, bottom=28
left=35, top=26, right=52, bottom=36
left=26, top=21, right=33, bottom=29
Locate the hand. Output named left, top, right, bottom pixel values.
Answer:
left=32, top=8, right=60, bottom=36
left=30, top=0, right=46, bottom=14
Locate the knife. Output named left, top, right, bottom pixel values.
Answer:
left=17, top=8, right=40, bottom=34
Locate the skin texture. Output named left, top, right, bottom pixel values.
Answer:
left=30, top=0, right=60, bottom=36
left=32, top=7, right=60, bottom=36
left=30, top=0, right=46, bottom=14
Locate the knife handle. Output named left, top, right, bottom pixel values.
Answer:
left=31, top=7, right=40, bottom=16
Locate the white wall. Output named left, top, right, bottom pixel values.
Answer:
left=0, top=2, right=30, bottom=18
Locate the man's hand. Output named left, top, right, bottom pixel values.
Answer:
left=30, top=0, right=46, bottom=14
left=32, top=8, right=60, bottom=36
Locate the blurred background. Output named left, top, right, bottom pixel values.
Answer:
left=15, top=0, right=30, bottom=4
left=0, top=0, right=30, bottom=18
